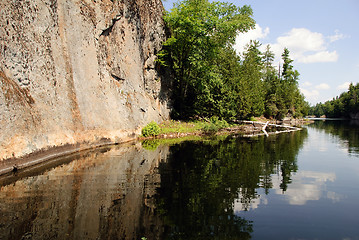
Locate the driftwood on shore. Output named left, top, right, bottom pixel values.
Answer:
left=235, top=120, right=302, bottom=137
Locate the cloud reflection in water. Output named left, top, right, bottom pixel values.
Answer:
left=273, top=171, right=336, bottom=205
left=234, top=170, right=341, bottom=213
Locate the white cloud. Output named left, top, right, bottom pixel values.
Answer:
left=337, top=82, right=350, bottom=90
left=277, top=28, right=325, bottom=53
left=303, top=81, right=312, bottom=87
left=315, top=83, right=330, bottom=90
left=328, top=30, right=347, bottom=43
left=238, top=27, right=342, bottom=64
left=236, top=26, right=344, bottom=65
left=300, top=88, right=319, bottom=98
left=300, top=88, right=320, bottom=105
left=234, top=24, right=270, bottom=55
left=274, top=28, right=339, bottom=63
left=300, top=51, right=338, bottom=63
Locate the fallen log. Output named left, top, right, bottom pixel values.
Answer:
left=237, top=120, right=301, bottom=131
left=242, top=128, right=300, bottom=138
left=235, top=120, right=302, bottom=137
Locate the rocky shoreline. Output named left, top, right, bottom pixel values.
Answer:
left=0, top=118, right=312, bottom=177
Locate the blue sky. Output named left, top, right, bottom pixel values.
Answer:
left=162, top=0, right=359, bottom=105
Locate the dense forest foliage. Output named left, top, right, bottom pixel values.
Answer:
left=309, top=82, right=359, bottom=118
left=159, top=0, right=309, bottom=120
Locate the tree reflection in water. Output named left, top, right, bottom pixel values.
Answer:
left=155, top=129, right=308, bottom=239
left=310, top=119, right=359, bottom=155
left=0, top=130, right=308, bottom=240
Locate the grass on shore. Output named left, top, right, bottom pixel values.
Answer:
left=158, top=117, right=237, bottom=135
left=140, top=117, right=309, bottom=150
left=141, top=119, right=235, bottom=151
left=141, top=118, right=236, bottom=138
left=158, top=120, right=208, bottom=135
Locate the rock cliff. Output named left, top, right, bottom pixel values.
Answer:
left=0, top=0, right=170, bottom=162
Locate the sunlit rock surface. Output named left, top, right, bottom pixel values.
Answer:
left=0, top=0, right=170, bottom=160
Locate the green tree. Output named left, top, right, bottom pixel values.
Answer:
left=263, top=45, right=281, bottom=119
left=212, top=46, right=242, bottom=119
left=159, top=0, right=255, bottom=119
left=279, top=48, right=305, bottom=118
left=160, top=1, right=309, bottom=121
left=238, top=40, right=265, bottom=118
left=311, top=82, right=359, bottom=118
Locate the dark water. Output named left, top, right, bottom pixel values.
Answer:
left=1, top=120, right=359, bottom=240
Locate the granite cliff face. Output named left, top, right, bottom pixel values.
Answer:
left=0, top=0, right=170, bottom=161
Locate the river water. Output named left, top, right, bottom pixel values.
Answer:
left=0, top=120, right=359, bottom=240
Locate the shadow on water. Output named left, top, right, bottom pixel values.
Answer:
left=0, top=130, right=308, bottom=240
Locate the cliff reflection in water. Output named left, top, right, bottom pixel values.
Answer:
left=0, top=143, right=169, bottom=240
left=0, top=130, right=308, bottom=240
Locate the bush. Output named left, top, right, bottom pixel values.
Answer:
left=202, top=116, right=229, bottom=133
left=249, top=116, right=257, bottom=121
left=142, top=121, right=161, bottom=137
